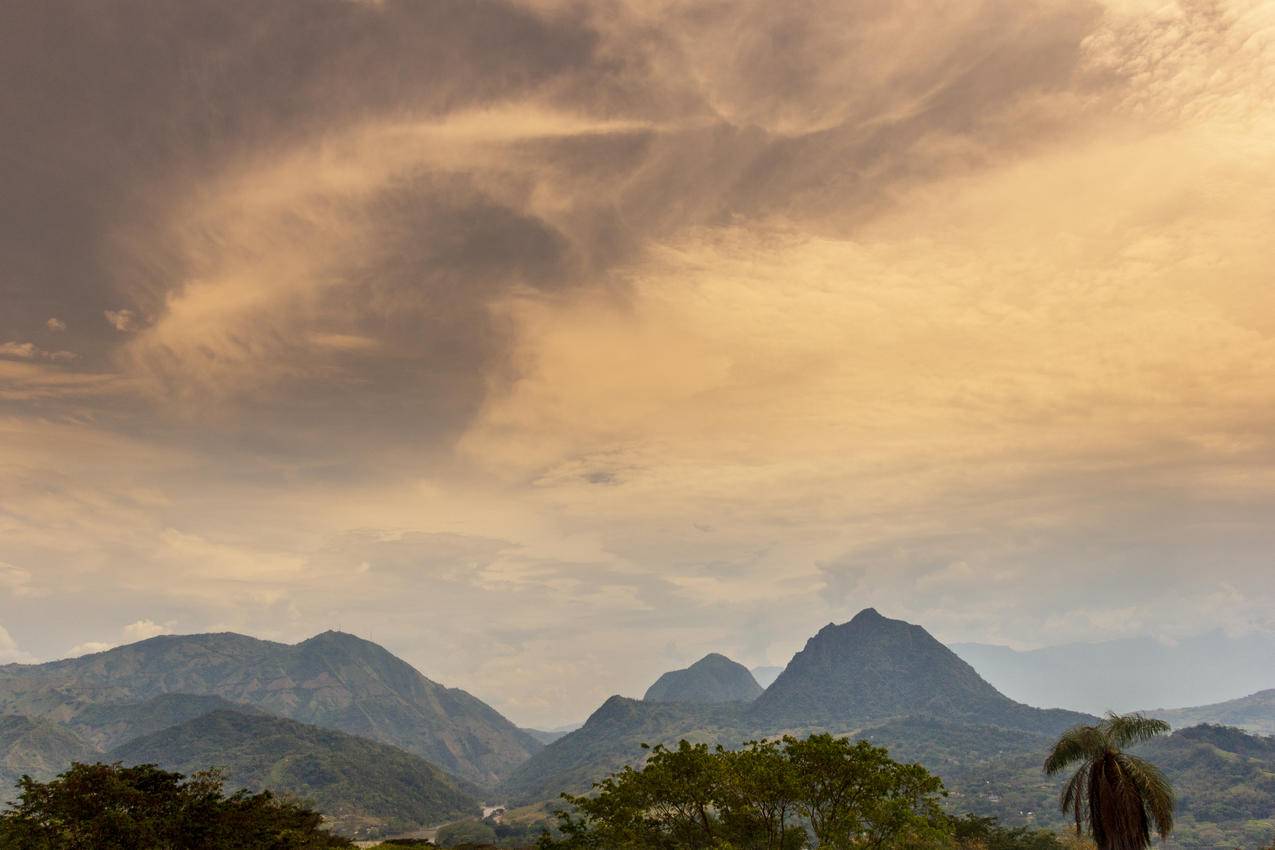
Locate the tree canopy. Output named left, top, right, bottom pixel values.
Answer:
left=541, top=734, right=950, bottom=850
left=0, top=762, right=353, bottom=849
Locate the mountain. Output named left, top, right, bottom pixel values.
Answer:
left=643, top=653, right=763, bottom=704
left=502, top=609, right=1089, bottom=805
left=749, top=609, right=1089, bottom=734
left=111, top=708, right=481, bottom=838
left=751, top=666, right=784, bottom=689
left=68, top=693, right=262, bottom=751
left=522, top=724, right=582, bottom=745
left=0, top=630, right=540, bottom=785
left=500, top=696, right=751, bottom=804
left=1133, top=725, right=1275, bottom=849
left=951, top=631, right=1275, bottom=715
left=0, top=715, right=96, bottom=801
left=1147, top=689, right=1275, bottom=735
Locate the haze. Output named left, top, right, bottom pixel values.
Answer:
left=2, top=0, right=1274, bottom=728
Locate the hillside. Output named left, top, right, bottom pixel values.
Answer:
left=69, top=693, right=261, bottom=750
left=1147, top=689, right=1275, bottom=736
left=951, top=632, right=1275, bottom=715
left=643, top=653, right=762, bottom=704
left=749, top=609, right=1089, bottom=734
left=0, top=630, right=540, bottom=785
left=0, top=715, right=96, bottom=802
left=111, top=708, right=481, bottom=838
left=500, top=697, right=752, bottom=804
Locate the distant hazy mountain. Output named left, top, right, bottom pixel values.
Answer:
left=112, top=709, right=481, bottom=837
left=950, top=631, right=1275, bottom=714
left=0, top=630, right=540, bottom=785
left=502, top=608, right=1089, bottom=804
left=751, top=666, right=784, bottom=689
left=1147, top=689, right=1275, bottom=735
left=0, top=715, right=96, bottom=800
left=750, top=608, right=1088, bottom=734
left=522, top=722, right=582, bottom=745
left=643, top=653, right=763, bottom=704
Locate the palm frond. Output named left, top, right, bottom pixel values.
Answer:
left=1114, top=754, right=1175, bottom=839
left=1045, top=725, right=1108, bottom=774
left=1102, top=713, right=1170, bottom=750
left=1059, top=766, right=1089, bottom=832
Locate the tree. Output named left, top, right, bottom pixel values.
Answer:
left=0, top=762, right=352, bottom=850
left=542, top=734, right=947, bottom=850
left=784, top=734, right=946, bottom=850
left=1044, top=713, right=1174, bottom=850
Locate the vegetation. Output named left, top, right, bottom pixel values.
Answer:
left=0, top=630, right=541, bottom=786
left=0, top=762, right=352, bottom=849
left=541, top=734, right=947, bottom=849
left=110, top=708, right=481, bottom=837
left=1044, top=714, right=1173, bottom=850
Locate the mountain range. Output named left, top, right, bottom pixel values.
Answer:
left=0, top=629, right=539, bottom=786
left=500, top=609, right=1091, bottom=805
left=951, top=631, right=1275, bottom=715
left=2, top=609, right=1273, bottom=846
left=1147, top=689, right=1275, bottom=736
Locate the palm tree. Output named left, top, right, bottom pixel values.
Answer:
left=1044, top=712, right=1174, bottom=850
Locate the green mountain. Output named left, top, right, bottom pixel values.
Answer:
left=1148, top=688, right=1275, bottom=736
left=749, top=609, right=1088, bottom=734
left=0, top=715, right=96, bottom=802
left=110, top=708, right=481, bottom=838
left=1134, top=724, right=1275, bottom=847
left=69, top=693, right=261, bottom=750
left=643, top=653, right=763, bottom=704
left=0, top=630, right=540, bottom=786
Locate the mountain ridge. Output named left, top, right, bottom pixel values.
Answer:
left=0, top=630, right=540, bottom=785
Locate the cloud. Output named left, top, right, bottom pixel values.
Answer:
left=122, top=619, right=173, bottom=641
left=104, top=309, right=140, bottom=333
left=0, top=625, right=34, bottom=664
left=46, top=318, right=66, bottom=333
left=0, top=342, right=37, bottom=359
left=1, top=0, right=1274, bottom=725
left=65, top=641, right=117, bottom=658
left=0, top=341, right=78, bottom=362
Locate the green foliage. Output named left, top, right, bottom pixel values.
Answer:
left=542, top=734, right=947, bottom=850
left=109, top=708, right=481, bottom=837
left=947, top=814, right=1066, bottom=850
left=0, top=762, right=352, bottom=849
left=1044, top=713, right=1173, bottom=850
left=438, top=819, right=499, bottom=846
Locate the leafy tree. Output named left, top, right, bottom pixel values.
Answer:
left=542, top=734, right=947, bottom=850
left=718, top=740, right=806, bottom=850
left=1044, top=714, right=1174, bottom=850
left=785, top=734, right=946, bottom=850
left=0, top=762, right=352, bottom=849
left=947, top=814, right=1066, bottom=850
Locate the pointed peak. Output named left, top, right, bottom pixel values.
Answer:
left=850, top=607, right=884, bottom=622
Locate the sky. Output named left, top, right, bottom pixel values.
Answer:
left=2, top=0, right=1274, bottom=728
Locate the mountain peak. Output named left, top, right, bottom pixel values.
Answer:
left=749, top=611, right=1087, bottom=734
left=643, top=653, right=762, bottom=704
